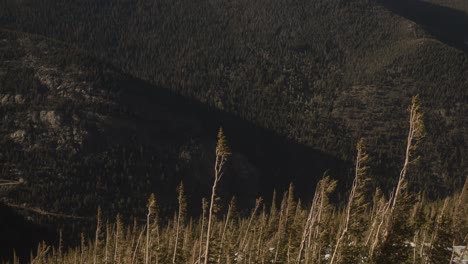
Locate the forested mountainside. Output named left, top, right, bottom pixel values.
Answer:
left=1, top=0, right=467, bottom=196
left=0, top=0, right=468, bottom=262
left=0, top=29, right=350, bottom=259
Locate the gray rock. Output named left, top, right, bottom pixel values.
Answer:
left=10, top=130, right=26, bottom=142
left=40, top=111, right=61, bottom=128
left=1, top=94, right=10, bottom=105
left=14, top=94, right=25, bottom=104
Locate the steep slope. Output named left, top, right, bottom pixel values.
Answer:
left=1, top=0, right=467, bottom=194
left=0, top=30, right=350, bottom=258
left=0, top=29, right=345, bottom=220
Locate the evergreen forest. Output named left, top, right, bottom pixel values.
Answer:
left=0, top=0, right=467, bottom=263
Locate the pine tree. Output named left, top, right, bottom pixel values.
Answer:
left=410, top=193, right=427, bottom=263
left=217, top=197, right=236, bottom=264
left=273, top=186, right=294, bottom=263
left=376, top=182, right=415, bottom=264
left=204, top=128, right=230, bottom=264
left=296, top=175, right=337, bottom=263
left=331, top=139, right=372, bottom=264
left=427, top=199, right=454, bottom=264
left=173, top=182, right=187, bottom=264
left=375, top=95, right=425, bottom=263
left=239, top=197, right=262, bottom=254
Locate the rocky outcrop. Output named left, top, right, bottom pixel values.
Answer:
left=39, top=111, right=61, bottom=129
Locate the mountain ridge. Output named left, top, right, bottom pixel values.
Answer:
left=1, top=0, right=467, bottom=200
left=1, top=1, right=468, bottom=260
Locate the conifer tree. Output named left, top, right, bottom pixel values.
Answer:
left=239, top=197, right=262, bottom=253
left=426, top=199, right=454, bottom=264
left=410, top=193, right=427, bottom=263
left=297, top=175, right=337, bottom=263
left=330, top=139, right=371, bottom=264
left=387, top=95, right=424, bottom=223
left=367, top=188, right=391, bottom=259
left=146, top=194, right=157, bottom=264
left=217, top=197, right=236, bottom=264
left=376, top=95, right=425, bottom=263
left=376, top=181, right=415, bottom=264
left=273, top=184, right=298, bottom=263
left=204, top=128, right=230, bottom=264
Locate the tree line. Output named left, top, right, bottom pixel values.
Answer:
left=7, top=97, right=467, bottom=264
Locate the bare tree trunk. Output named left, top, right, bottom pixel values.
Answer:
left=297, top=181, right=321, bottom=263
left=369, top=192, right=392, bottom=258
left=146, top=195, right=156, bottom=264
left=104, top=222, right=110, bottom=264
left=204, top=160, right=219, bottom=264
left=274, top=193, right=287, bottom=263
left=240, top=198, right=262, bottom=252
left=173, top=183, right=186, bottom=264
left=199, top=199, right=207, bottom=264
left=93, top=207, right=102, bottom=264
left=131, top=226, right=146, bottom=264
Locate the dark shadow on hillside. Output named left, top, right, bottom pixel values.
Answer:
left=380, top=0, right=468, bottom=52
left=0, top=72, right=351, bottom=263
left=0, top=29, right=352, bottom=262
left=120, top=76, right=351, bottom=207
left=0, top=204, right=56, bottom=264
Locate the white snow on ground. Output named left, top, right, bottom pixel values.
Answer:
left=452, top=246, right=467, bottom=264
